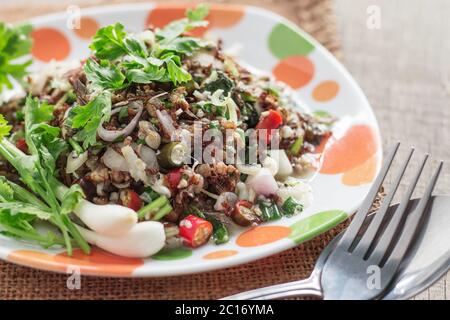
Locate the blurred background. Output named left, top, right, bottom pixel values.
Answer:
left=0, top=0, right=448, bottom=299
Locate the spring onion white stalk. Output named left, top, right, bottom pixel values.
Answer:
left=55, top=183, right=138, bottom=236
left=76, top=221, right=165, bottom=258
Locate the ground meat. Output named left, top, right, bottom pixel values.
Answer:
left=198, top=162, right=240, bottom=194
left=169, top=87, right=189, bottom=110
left=88, top=166, right=109, bottom=183
left=110, top=170, right=131, bottom=184
left=50, top=103, right=69, bottom=127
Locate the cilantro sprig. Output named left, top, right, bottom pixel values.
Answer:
left=84, top=4, right=211, bottom=90
left=67, top=90, right=112, bottom=149
left=0, top=97, right=90, bottom=254
left=0, top=22, right=32, bottom=93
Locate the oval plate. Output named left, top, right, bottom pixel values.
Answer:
left=0, top=3, right=382, bottom=277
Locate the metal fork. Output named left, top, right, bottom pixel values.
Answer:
left=223, top=143, right=443, bottom=300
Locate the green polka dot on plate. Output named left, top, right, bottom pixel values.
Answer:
left=268, top=23, right=315, bottom=59
left=289, top=210, right=348, bottom=245
left=152, top=247, right=192, bottom=261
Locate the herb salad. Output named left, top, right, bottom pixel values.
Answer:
left=0, top=5, right=333, bottom=257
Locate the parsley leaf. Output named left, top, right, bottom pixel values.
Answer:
left=126, top=64, right=167, bottom=83
left=186, top=4, right=210, bottom=21
left=87, top=4, right=210, bottom=86
left=89, top=23, right=127, bottom=60
left=164, top=54, right=192, bottom=85
left=0, top=23, right=32, bottom=92
left=84, top=58, right=126, bottom=91
left=0, top=114, right=12, bottom=139
left=159, top=36, right=211, bottom=55
left=60, top=184, right=84, bottom=215
left=68, top=91, right=112, bottom=149
left=157, top=4, right=210, bottom=42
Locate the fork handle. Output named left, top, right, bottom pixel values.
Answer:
left=221, top=272, right=323, bottom=300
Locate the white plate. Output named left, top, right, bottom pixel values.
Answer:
left=0, top=3, right=382, bottom=277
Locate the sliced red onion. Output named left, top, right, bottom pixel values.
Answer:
left=149, top=92, right=168, bottom=102
left=214, top=192, right=238, bottom=211
left=98, top=101, right=143, bottom=142
left=156, top=109, right=176, bottom=138
left=247, top=168, right=278, bottom=196
left=102, top=147, right=129, bottom=171
left=66, top=151, right=88, bottom=174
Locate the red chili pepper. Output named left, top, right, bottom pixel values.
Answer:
left=121, top=189, right=143, bottom=211
left=179, top=214, right=213, bottom=248
left=15, top=138, right=28, bottom=153
left=166, top=168, right=182, bottom=190
left=256, top=110, right=283, bottom=143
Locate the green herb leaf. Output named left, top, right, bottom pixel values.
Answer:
left=89, top=23, right=127, bottom=60
left=203, top=71, right=234, bottom=95
left=281, top=197, right=303, bottom=216
left=60, top=184, right=84, bottom=215
left=186, top=4, right=210, bottom=21
left=23, top=97, right=54, bottom=125
left=68, top=91, right=112, bottom=149
left=0, top=114, right=12, bottom=139
left=0, top=178, right=14, bottom=202
left=156, top=4, right=210, bottom=42
left=0, top=23, right=32, bottom=92
left=160, top=36, right=211, bottom=55
left=84, top=58, right=126, bottom=91
left=164, top=54, right=192, bottom=85
left=126, top=64, right=167, bottom=83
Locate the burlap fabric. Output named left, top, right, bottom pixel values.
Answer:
left=0, top=0, right=372, bottom=299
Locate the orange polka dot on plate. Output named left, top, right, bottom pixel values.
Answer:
left=273, top=56, right=315, bottom=89
left=342, top=154, right=378, bottom=186
left=73, top=17, right=99, bottom=39
left=236, top=226, right=291, bottom=247
left=208, top=4, right=244, bottom=28
left=203, top=250, right=238, bottom=260
left=320, top=124, right=379, bottom=174
left=8, top=247, right=143, bottom=276
left=145, top=4, right=207, bottom=37
left=312, top=80, right=340, bottom=102
left=31, top=27, right=70, bottom=62
left=145, top=3, right=244, bottom=37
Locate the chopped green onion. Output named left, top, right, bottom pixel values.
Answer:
left=281, top=197, right=304, bottom=217
left=290, top=136, right=304, bottom=156
left=137, top=195, right=168, bottom=218
left=258, top=200, right=282, bottom=221
left=152, top=203, right=173, bottom=221
left=68, top=137, right=84, bottom=155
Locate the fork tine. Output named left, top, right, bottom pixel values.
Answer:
left=368, top=154, right=429, bottom=265
left=351, top=148, right=414, bottom=257
left=338, top=142, right=400, bottom=250
left=380, top=161, right=443, bottom=270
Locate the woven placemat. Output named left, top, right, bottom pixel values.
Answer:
left=0, top=0, right=355, bottom=300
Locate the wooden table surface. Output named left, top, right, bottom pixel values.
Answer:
left=334, top=0, right=450, bottom=300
